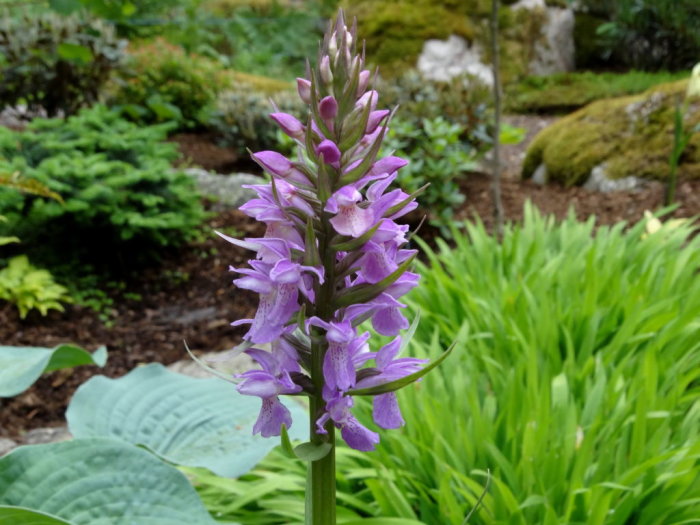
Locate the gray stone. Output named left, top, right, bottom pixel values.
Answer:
left=0, top=437, right=17, bottom=456
left=184, top=168, right=262, bottom=211
left=167, top=348, right=258, bottom=379
left=22, top=426, right=72, bottom=445
left=532, top=164, right=548, bottom=185
left=513, top=0, right=575, bottom=75
left=417, top=35, right=493, bottom=86
left=583, top=164, right=646, bottom=192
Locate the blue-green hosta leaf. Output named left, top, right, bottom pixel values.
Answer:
left=67, top=364, right=307, bottom=477
left=0, top=344, right=107, bottom=398
left=0, top=506, right=71, bottom=525
left=0, top=438, right=217, bottom=525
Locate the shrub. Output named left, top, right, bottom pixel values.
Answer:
left=0, top=12, right=125, bottom=116
left=108, top=38, right=227, bottom=129
left=212, top=87, right=305, bottom=154
left=383, top=117, right=478, bottom=229
left=0, top=255, right=70, bottom=318
left=584, top=0, right=700, bottom=71
left=379, top=70, right=492, bottom=147
left=0, top=105, right=205, bottom=269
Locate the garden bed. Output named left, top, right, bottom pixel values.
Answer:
left=3, top=167, right=699, bottom=441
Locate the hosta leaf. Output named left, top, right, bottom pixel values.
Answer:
left=0, top=506, right=71, bottom=524
left=0, top=344, right=107, bottom=397
left=67, top=364, right=308, bottom=477
left=0, top=438, right=216, bottom=525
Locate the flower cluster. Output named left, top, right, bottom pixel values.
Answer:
left=220, top=15, right=425, bottom=452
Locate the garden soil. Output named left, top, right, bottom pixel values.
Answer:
left=2, top=120, right=700, bottom=440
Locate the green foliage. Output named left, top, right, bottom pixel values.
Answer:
left=67, top=363, right=307, bottom=477
left=157, top=0, right=323, bottom=80
left=108, top=38, right=228, bottom=129
left=0, top=105, right=205, bottom=268
left=0, top=12, right=124, bottom=116
left=507, top=70, right=691, bottom=114
left=46, top=0, right=192, bottom=36
left=213, top=87, right=305, bottom=154
left=383, top=117, right=477, bottom=229
left=0, top=438, right=218, bottom=525
left=581, top=0, right=700, bottom=71
left=0, top=255, right=71, bottom=319
left=361, top=205, right=700, bottom=524
left=0, top=343, right=106, bottom=397
left=185, top=448, right=423, bottom=524
left=379, top=71, right=492, bottom=146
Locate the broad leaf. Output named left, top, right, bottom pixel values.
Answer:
left=0, top=344, right=107, bottom=397
left=67, top=364, right=307, bottom=477
left=0, top=506, right=71, bottom=525
left=0, top=438, right=216, bottom=525
left=56, top=43, right=93, bottom=64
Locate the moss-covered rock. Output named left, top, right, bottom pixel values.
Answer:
left=522, top=80, right=700, bottom=185
left=342, top=0, right=551, bottom=81
left=341, top=0, right=475, bottom=75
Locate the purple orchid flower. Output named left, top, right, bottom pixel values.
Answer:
left=219, top=13, right=435, bottom=458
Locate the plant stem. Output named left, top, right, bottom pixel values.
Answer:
left=306, top=212, right=337, bottom=525
left=308, top=395, right=336, bottom=525
left=490, top=0, right=505, bottom=239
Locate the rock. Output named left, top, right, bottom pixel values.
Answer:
left=583, top=164, right=646, bottom=192
left=512, top=0, right=575, bottom=75
left=22, top=426, right=72, bottom=445
left=523, top=79, right=700, bottom=186
left=417, top=35, right=493, bottom=86
left=184, top=168, right=261, bottom=211
left=346, top=0, right=573, bottom=81
left=167, top=349, right=257, bottom=379
left=532, top=164, right=548, bottom=185
left=0, top=437, right=17, bottom=456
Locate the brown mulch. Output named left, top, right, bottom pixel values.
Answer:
left=2, top=117, right=700, bottom=441
left=169, top=132, right=240, bottom=173
left=0, top=210, right=264, bottom=439
left=458, top=174, right=700, bottom=231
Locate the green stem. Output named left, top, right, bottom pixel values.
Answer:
left=307, top=395, right=336, bottom=525
left=306, top=212, right=337, bottom=525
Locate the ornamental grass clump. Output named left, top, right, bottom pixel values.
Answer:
left=217, top=12, right=449, bottom=524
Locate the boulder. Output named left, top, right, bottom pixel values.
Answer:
left=346, top=0, right=575, bottom=81
left=184, top=168, right=261, bottom=211
left=523, top=80, right=700, bottom=186
left=417, top=36, right=493, bottom=86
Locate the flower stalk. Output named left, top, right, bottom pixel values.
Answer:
left=218, top=11, right=448, bottom=524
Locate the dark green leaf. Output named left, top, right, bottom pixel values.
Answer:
left=56, top=43, right=93, bottom=64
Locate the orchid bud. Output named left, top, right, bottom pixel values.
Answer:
left=356, top=90, right=378, bottom=112
left=357, top=70, right=370, bottom=97
left=296, top=78, right=312, bottom=104
left=328, top=32, right=338, bottom=60
left=688, top=62, right=700, bottom=99
left=270, top=112, right=305, bottom=140
left=319, top=96, right=338, bottom=120
left=366, top=110, right=390, bottom=134
left=320, top=55, right=333, bottom=84
left=316, top=139, right=341, bottom=165
left=252, top=150, right=310, bottom=185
